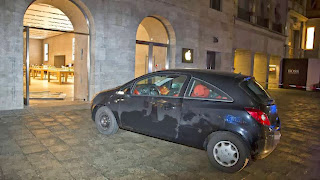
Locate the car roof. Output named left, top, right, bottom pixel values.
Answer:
left=156, top=69, right=249, bottom=81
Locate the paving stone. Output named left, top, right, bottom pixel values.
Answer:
left=62, top=138, right=81, bottom=146
left=31, top=129, right=52, bottom=135
left=33, top=133, right=56, bottom=140
left=40, top=137, right=64, bottom=147
left=16, top=169, right=42, bottom=180
left=16, top=138, right=40, bottom=147
left=26, top=151, right=62, bottom=170
left=52, top=150, right=80, bottom=161
left=21, top=144, right=47, bottom=154
left=43, top=122, right=60, bottom=127
left=47, top=144, right=70, bottom=153
left=39, top=168, right=73, bottom=180
left=47, top=125, right=68, bottom=132
left=0, top=89, right=319, bottom=179
left=39, top=118, right=55, bottom=122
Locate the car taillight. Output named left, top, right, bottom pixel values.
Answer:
left=245, top=108, right=270, bottom=126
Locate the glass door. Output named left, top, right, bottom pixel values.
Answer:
left=153, top=45, right=168, bottom=72
left=135, top=41, right=168, bottom=78
left=23, top=27, right=30, bottom=105
left=135, top=43, right=149, bottom=78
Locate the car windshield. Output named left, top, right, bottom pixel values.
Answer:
left=241, top=78, right=272, bottom=103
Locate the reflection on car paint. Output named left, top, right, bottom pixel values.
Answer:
left=270, top=105, right=277, bottom=114
left=225, top=115, right=247, bottom=125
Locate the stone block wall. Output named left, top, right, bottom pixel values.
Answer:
left=0, top=0, right=284, bottom=110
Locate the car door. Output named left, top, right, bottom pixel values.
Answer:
left=147, top=74, right=190, bottom=141
left=118, top=76, right=154, bottom=133
left=118, top=74, right=185, bottom=135
left=179, top=78, right=234, bottom=148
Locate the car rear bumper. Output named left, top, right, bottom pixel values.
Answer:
left=254, top=129, right=281, bottom=159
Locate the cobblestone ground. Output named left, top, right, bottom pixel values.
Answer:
left=0, top=89, right=319, bottom=180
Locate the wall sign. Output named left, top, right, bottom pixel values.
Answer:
left=182, top=48, right=193, bottom=63
left=44, top=44, right=49, bottom=61
left=288, top=69, right=300, bottom=75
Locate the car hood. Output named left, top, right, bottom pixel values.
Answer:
left=92, top=86, right=120, bottom=105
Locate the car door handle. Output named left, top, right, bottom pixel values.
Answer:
left=163, top=103, right=176, bottom=110
left=114, top=98, right=125, bottom=103
left=144, top=100, right=149, bottom=108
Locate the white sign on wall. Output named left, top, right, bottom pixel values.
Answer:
left=44, top=44, right=49, bottom=61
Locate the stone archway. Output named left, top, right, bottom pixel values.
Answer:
left=23, top=0, right=95, bottom=102
left=135, top=16, right=176, bottom=78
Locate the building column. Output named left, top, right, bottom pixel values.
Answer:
left=301, top=21, right=306, bottom=57
left=265, top=54, right=271, bottom=89
left=231, top=48, right=236, bottom=72
left=250, top=51, right=255, bottom=76
left=279, top=57, right=284, bottom=88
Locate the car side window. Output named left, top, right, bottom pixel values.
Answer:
left=186, top=79, right=233, bottom=101
left=133, top=75, right=187, bottom=97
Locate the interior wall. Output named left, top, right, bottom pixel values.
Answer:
left=269, top=56, right=281, bottom=89
left=29, top=39, right=43, bottom=65
left=43, top=33, right=75, bottom=67
left=138, top=17, right=168, bottom=44
left=234, top=49, right=252, bottom=76
left=253, top=53, right=268, bottom=88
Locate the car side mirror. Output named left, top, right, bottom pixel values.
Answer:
left=116, top=91, right=125, bottom=95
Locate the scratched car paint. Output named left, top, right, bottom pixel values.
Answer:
left=91, top=69, right=281, bottom=173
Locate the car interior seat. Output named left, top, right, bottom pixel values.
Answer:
left=191, top=84, right=210, bottom=98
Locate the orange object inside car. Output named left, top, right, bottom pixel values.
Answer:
left=159, top=86, right=170, bottom=95
left=191, top=84, right=210, bottom=98
left=133, top=89, right=140, bottom=95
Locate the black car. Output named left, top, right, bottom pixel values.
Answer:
left=91, top=69, right=281, bottom=173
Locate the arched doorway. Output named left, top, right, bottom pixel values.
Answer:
left=135, top=17, right=170, bottom=78
left=23, top=0, right=91, bottom=105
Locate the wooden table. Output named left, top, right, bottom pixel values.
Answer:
left=48, top=69, right=74, bottom=85
left=30, top=67, right=49, bottom=80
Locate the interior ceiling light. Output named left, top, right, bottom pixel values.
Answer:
left=23, top=3, right=73, bottom=39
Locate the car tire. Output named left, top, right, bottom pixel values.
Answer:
left=95, top=106, right=119, bottom=135
left=207, top=131, right=249, bottom=173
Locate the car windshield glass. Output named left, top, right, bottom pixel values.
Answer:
left=241, top=79, right=272, bottom=103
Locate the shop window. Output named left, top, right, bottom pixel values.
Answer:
left=306, top=27, right=315, bottom=50
left=210, top=0, right=221, bottom=11
left=186, top=78, right=233, bottom=101
left=207, top=51, right=216, bottom=70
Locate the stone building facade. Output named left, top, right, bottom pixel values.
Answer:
left=0, top=0, right=288, bottom=110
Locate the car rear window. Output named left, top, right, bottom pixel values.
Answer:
left=240, top=79, right=272, bottom=103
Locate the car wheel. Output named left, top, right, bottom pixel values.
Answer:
left=207, top=131, right=249, bottom=173
left=95, top=106, right=119, bottom=135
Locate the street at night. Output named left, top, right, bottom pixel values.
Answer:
left=0, top=89, right=319, bottom=179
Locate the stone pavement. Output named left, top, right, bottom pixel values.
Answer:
left=0, top=89, right=319, bottom=179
